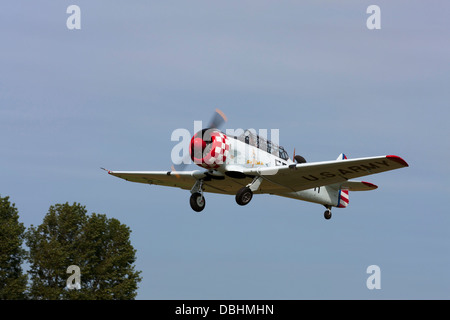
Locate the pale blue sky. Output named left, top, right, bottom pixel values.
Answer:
left=1, top=1, right=449, bottom=299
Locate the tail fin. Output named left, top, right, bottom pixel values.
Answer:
left=336, top=153, right=349, bottom=208
left=336, top=153, right=347, bottom=161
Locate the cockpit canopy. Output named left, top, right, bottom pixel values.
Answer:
left=233, top=129, right=289, bottom=161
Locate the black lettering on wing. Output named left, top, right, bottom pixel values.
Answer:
left=338, top=168, right=353, bottom=175
left=375, top=160, right=389, bottom=167
left=361, top=163, right=379, bottom=171
left=348, top=166, right=364, bottom=173
left=303, top=175, right=319, bottom=181
left=320, top=172, right=336, bottom=178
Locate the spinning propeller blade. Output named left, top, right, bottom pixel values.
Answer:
left=208, top=108, right=228, bottom=129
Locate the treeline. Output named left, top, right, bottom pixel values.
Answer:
left=0, top=195, right=141, bottom=299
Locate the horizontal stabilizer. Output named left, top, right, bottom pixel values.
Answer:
left=340, top=180, right=378, bottom=191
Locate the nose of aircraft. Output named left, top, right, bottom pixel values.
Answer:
left=192, top=137, right=206, bottom=158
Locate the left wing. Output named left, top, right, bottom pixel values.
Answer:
left=105, top=169, right=253, bottom=195
left=106, top=170, right=199, bottom=190
left=242, top=155, right=408, bottom=193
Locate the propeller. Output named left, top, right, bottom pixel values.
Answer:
left=208, top=108, right=228, bottom=129
left=292, top=148, right=307, bottom=164
left=171, top=108, right=228, bottom=176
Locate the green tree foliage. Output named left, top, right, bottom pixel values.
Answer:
left=26, top=202, right=142, bottom=299
left=0, top=195, right=28, bottom=299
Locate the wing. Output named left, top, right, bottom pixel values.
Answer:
left=105, top=155, right=407, bottom=196
left=242, top=155, right=408, bottom=193
left=105, top=169, right=254, bottom=195
left=106, top=170, right=199, bottom=190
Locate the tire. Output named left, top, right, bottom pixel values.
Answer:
left=236, top=187, right=253, bottom=206
left=294, top=155, right=307, bottom=164
left=324, top=210, right=332, bottom=220
left=190, top=192, right=205, bottom=212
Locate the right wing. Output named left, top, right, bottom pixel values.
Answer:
left=242, top=155, right=408, bottom=194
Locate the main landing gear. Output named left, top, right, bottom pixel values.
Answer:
left=189, top=177, right=263, bottom=212
left=189, top=179, right=206, bottom=212
left=190, top=192, right=205, bottom=212
left=324, top=206, right=332, bottom=220
left=235, top=177, right=262, bottom=206
left=235, top=187, right=253, bottom=206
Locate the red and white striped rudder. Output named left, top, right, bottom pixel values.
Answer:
left=337, top=189, right=349, bottom=208
left=336, top=153, right=349, bottom=208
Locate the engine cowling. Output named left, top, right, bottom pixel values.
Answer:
left=189, top=129, right=230, bottom=169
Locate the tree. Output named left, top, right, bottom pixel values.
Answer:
left=26, top=202, right=142, bottom=299
left=0, top=195, right=28, bottom=299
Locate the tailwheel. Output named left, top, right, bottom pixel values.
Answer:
left=324, top=209, right=332, bottom=220
left=236, top=187, right=253, bottom=206
left=190, top=192, right=206, bottom=212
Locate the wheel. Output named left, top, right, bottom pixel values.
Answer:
left=324, top=210, right=332, bottom=220
left=190, top=192, right=205, bottom=212
left=236, top=187, right=253, bottom=206
left=294, top=155, right=307, bottom=164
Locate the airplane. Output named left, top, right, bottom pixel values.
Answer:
left=103, top=110, right=408, bottom=219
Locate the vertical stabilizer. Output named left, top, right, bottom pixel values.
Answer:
left=336, top=153, right=347, bottom=161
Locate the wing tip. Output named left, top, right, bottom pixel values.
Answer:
left=386, top=155, right=409, bottom=167
left=100, top=167, right=112, bottom=174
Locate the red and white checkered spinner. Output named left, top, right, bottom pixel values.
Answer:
left=189, top=129, right=230, bottom=169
